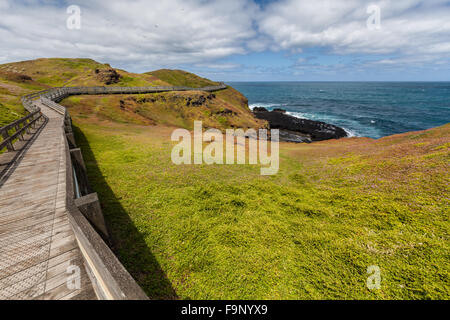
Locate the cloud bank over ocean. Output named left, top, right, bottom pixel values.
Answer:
left=0, top=0, right=449, bottom=80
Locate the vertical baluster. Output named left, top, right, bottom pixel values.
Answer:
left=25, top=117, right=31, bottom=134
left=15, top=123, right=24, bottom=141
left=1, top=128, right=14, bottom=152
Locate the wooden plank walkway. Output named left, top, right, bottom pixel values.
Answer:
left=0, top=102, right=96, bottom=300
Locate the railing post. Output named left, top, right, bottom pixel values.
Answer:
left=14, top=123, right=24, bottom=141
left=1, top=129, right=14, bottom=152
left=30, top=114, right=36, bottom=129
left=25, top=118, right=32, bottom=134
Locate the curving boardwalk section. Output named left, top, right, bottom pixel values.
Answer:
left=0, top=83, right=227, bottom=300
left=0, top=102, right=95, bottom=299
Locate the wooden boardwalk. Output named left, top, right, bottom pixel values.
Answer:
left=0, top=102, right=96, bottom=300
left=0, top=83, right=227, bottom=300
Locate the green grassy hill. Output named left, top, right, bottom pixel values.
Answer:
left=0, top=58, right=165, bottom=87
left=1, top=58, right=448, bottom=300
left=0, top=58, right=163, bottom=127
left=0, top=58, right=264, bottom=130
left=148, top=69, right=218, bottom=88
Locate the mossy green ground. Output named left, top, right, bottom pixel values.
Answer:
left=2, top=58, right=448, bottom=299
left=73, top=117, right=449, bottom=300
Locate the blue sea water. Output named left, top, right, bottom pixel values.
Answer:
left=227, top=82, right=450, bottom=139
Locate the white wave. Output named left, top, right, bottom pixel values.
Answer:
left=249, top=102, right=291, bottom=111
left=342, top=127, right=358, bottom=137
left=249, top=103, right=279, bottom=110
left=286, top=111, right=311, bottom=119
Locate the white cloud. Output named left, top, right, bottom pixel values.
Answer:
left=0, top=0, right=258, bottom=70
left=194, top=63, right=241, bottom=70
left=0, top=0, right=449, bottom=72
left=258, top=0, right=450, bottom=63
left=0, top=1, right=8, bottom=10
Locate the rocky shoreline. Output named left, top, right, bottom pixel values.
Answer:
left=252, top=107, right=348, bottom=143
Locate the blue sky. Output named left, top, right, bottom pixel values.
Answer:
left=1, top=0, right=449, bottom=81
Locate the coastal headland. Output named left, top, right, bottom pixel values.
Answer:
left=0, top=58, right=448, bottom=300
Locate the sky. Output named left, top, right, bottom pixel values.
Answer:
left=0, top=0, right=449, bottom=81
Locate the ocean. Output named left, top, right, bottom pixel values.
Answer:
left=227, top=82, right=450, bottom=139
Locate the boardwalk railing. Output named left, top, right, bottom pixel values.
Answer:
left=2, top=82, right=228, bottom=299
left=0, top=109, right=45, bottom=153
left=21, top=82, right=227, bottom=105
left=64, top=133, right=149, bottom=299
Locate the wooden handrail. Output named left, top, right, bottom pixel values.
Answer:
left=22, top=83, right=227, bottom=102
left=0, top=110, right=40, bottom=132
left=4, top=82, right=227, bottom=151
left=9, top=83, right=228, bottom=151
left=9, top=83, right=227, bottom=153
left=0, top=110, right=43, bottom=152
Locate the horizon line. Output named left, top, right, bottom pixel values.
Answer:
left=223, top=80, right=450, bottom=83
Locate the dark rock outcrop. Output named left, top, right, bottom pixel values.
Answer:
left=186, top=93, right=215, bottom=107
left=0, top=71, right=33, bottom=83
left=252, top=107, right=268, bottom=112
left=279, top=130, right=312, bottom=143
left=216, top=108, right=236, bottom=115
left=253, top=109, right=348, bottom=142
left=96, top=68, right=122, bottom=85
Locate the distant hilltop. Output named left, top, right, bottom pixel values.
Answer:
left=0, top=58, right=265, bottom=130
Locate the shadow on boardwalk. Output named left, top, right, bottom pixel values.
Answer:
left=73, top=126, right=178, bottom=300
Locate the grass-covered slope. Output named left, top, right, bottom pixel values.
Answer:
left=0, top=65, right=48, bottom=126
left=58, top=66, right=264, bottom=130
left=0, top=58, right=165, bottom=127
left=62, top=90, right=265, bottom=130
left=0, top=58, right=263, bottom=130
left=148, top=69, right=217, bottom=88
left=143, top=69, right=264, bottom=130
left=0, top=58, right=166, bottom=87
left=73, top=110, right=449, bottom=299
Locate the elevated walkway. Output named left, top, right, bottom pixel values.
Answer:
left=0, top=83, right=227, bottom=300
left=0, top=103, right=95, bottom=299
